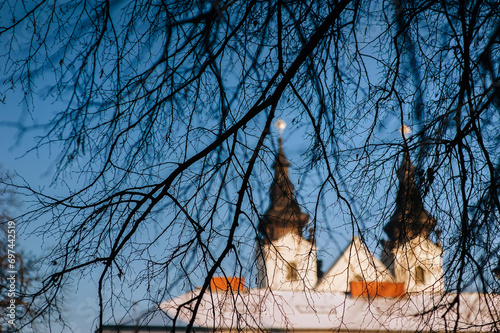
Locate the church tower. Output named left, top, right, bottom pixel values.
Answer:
left=381, top=149, right=444, bottom=293
left=256, top=137, right=317, bottom=291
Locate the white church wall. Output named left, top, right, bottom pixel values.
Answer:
left=260, top=233, right=317, bottom=291
left=392, top=236, right=444, bottom=293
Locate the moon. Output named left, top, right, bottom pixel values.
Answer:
left=275, top=119, right=287, bottom=135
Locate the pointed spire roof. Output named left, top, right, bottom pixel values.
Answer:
left=259, top=138, right=309, bottom=240
left=384, top=149, right=436, bottom=243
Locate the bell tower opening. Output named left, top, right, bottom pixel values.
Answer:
left=286, top=262, right=299, bottom=281
left=415, top=266, right=425, bottom=284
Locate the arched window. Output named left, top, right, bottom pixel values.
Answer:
left=286, top=262, right=299, bottom=281
left=415, top=266, right=425, bottom=284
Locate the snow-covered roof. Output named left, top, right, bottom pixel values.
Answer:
left=100, top=306, right=189, bottom=333
left=159, top=288, right=500, bottom=332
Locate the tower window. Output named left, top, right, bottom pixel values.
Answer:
left=286, top=262, right=299, bottom=281
left=415, top=266, right=425, bottom=284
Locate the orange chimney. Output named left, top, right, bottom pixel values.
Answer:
left=350, top=281, right=405, bottom=298
left=210, top=277, right=245, bottom=291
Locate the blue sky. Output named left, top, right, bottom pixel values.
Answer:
left=1, top=89, right=102, bottom=332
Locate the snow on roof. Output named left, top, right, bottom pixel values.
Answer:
left=100, top=306, right=190, bottom=333
left=160, top=288, right=500, bottom=332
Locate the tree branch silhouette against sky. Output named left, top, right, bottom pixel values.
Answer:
left=1, top=0, right=500, bottom=332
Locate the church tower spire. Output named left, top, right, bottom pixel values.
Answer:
left=383, top=149, right=436, bottom=243
left=258, top=137, right=309, bottom=241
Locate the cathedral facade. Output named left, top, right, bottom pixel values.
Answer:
left=102, top=138, right=499, bottom=333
